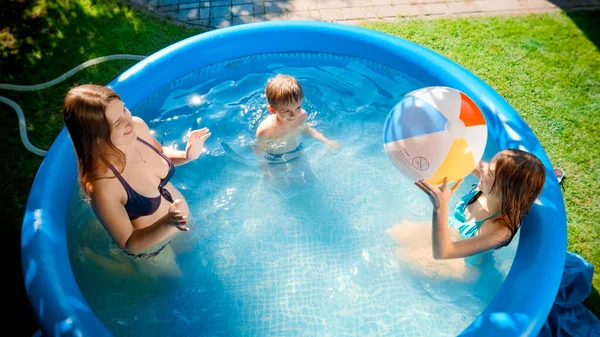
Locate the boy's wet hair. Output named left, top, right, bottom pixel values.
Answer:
left=266, top=74, right=304, bottom=109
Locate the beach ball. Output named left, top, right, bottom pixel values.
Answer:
left=383, top=86, right=487, bottom=185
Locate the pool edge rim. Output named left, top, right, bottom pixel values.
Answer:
left=21, top=20, right=567, bottom=337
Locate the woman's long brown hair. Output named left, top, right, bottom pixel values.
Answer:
left=63, top=84, right=125, bottom=196
left=470, top=149, right=546, bottom=247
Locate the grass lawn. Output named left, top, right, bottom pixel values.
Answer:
left=2, top=0, right=598, bottom=334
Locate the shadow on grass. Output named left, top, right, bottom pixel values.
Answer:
left=3, top=0, right=140, bottom=83
left=584, top=286, right=600, bottom=319
left=1, top=1, right=200, bottom=335
left=551, top=8, right=600, bottom=321
left=547, top=2, right=600, bottom=49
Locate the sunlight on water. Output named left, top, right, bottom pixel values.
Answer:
left=67, top=53, right=518, bottom=337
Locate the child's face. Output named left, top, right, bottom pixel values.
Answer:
left=271, top=100, right=302, bottom=125
left=479, top=156, right=497, bottom=196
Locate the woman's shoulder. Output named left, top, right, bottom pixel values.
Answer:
left=132, top=116, right=150, bottom=133
left=132, top=116, right=163, bottom=149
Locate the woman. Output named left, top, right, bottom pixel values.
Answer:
left=63, top=84, right=210, bottom=277
left=388, top=149, right=546, bottom=282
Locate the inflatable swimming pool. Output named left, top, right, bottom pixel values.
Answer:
left=21, top=21, right=566, bottom=336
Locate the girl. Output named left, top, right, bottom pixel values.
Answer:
left=63, top=84, right=211, bottom=279
left=388, top=149, right=546, bottom=281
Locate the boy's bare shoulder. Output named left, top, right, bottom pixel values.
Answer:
left=296, top=110, right=308, bottom=127
left=256, top=117, right=276, bottom=138
left=299, top=109, right=308, bottom=122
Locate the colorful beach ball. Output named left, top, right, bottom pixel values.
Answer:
left=383, top=86, right=488, bottom=185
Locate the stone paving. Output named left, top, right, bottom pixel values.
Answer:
left=126, top=0, right=600, bottom=29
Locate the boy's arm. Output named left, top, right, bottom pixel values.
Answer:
left=302, top=125, right=328, bottom=143
left=302, top=124, right=339, bottom=148
left=299, top=111, right=338, bottom=147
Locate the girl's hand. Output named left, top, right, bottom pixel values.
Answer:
left=168, top=199, right=189, bottom=231
left=185, top=128, right=211, bottom=161
left=415, top=178, right=462, bottom=208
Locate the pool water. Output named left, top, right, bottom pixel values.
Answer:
left=67, top=53, right=519, bottom=337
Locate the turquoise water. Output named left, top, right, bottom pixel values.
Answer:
left=67, top=53, right=518, bottom=337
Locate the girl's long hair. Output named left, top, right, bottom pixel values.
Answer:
left=63, top=84, right=125, bottom=196
left=469, top=149, right=546, bottom=247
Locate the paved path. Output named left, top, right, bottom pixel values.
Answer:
left=126, top=0, right=599, bottom=29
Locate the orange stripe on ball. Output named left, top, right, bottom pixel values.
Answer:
left=459, top=92, right=486, bottom=127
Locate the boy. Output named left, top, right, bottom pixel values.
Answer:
left=254, top=74, right=339, bottom=158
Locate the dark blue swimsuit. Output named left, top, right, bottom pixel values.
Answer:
left=108, top=137, right=176, bottom=258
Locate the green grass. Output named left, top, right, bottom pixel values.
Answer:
left=2, top=0, right=598, bottom=333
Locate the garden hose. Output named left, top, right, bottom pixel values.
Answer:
left=0, top=54, right=146, bottom=156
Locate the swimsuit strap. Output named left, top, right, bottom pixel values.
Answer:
left=136, top=137, right=169, bottom=160
left=107, top=163, right=132, bottom=190
left=475, top=210, right=502, bottom=225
